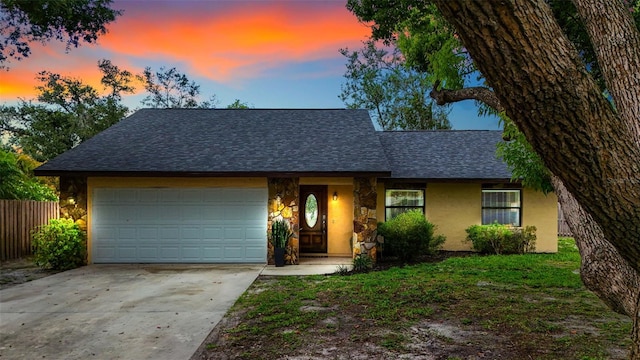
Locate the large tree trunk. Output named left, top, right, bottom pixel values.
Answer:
left=553, top=176, right=640, bottom=358
left=432, top=0, right=640, bottom=274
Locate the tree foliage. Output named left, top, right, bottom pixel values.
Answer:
left=0, top=0, right=122, bottom=66
left=340, top=40, right=450, bottom=130
left=138, top=66, right=217, bottom=109
left=495, top=115, right=553, bottom=194
left=0, top=59, right=134, bottom=161
left=226, top=99, right=252, bottom=109
left=0, top=148, right=57, bottom=201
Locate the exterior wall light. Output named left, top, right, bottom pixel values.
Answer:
left=333, top=191, right=338, bottom=201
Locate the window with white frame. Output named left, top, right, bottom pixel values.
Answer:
left=385, top=189, right=424, bottom=220
left=482, top=189, right=521, bottom=226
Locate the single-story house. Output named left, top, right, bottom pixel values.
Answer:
left=35, top=109, right=558, bottom=264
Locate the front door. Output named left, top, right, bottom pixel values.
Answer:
left=299, top=185, right=327, bottom=253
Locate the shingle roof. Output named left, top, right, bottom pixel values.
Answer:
left=35, top=109, right=512, bottom=180
left=35, top=109, right=391, bottom=176
left=377, top=131, right=512, bottom=180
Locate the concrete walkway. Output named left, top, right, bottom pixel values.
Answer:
left=0, top=264, right=262, bottom=360
left=261, top=257, right=353, bottom=276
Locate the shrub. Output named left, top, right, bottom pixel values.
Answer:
left=465, top=223, right=536, bottom=255
left=32, top=218, right=86, bottom=270
left=352, top=254, right=373, bottom=273
left=377, top=210, right=444, bottom=261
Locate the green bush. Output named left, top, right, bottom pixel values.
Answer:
left=465, top=223, right=536, bottom=255
left=377, top=210, right=444, bottom=261
left=32, top=218, right=86, bottom=270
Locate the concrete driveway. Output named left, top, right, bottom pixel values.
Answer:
left=0, top=264, right=263, bottom=360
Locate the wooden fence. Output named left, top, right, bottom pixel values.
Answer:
left=0, top=200, right=59, bottom=261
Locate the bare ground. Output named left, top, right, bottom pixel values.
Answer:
left=0, top=258, right=60, bottom=290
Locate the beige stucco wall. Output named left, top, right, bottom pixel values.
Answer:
left=426, top=183, right=481, bottom=251
left=376, top=182, right=558, bottom=253
left=86, top=177, right=267, bottom=263
left=327, top=184, right=354, bottom=255
left=522, top=188, right=558, bottom=253
left=300, top=177, right=354, bottom=256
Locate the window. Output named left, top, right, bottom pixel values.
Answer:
left=385, top=189, right=424, bottom=220
left=482, top=189, right=521, bottom=226
left=304, top=194, right=318, bottom=228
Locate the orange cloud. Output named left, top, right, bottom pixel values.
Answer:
left=0, top=1, right=370, bottom=101
left=98, top=1, right=370, bottom=82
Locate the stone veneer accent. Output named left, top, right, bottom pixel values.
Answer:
left=59, top=176, right=88, bottom=231
left=353, top=177, right=378, bottom=261
left=267, top=178, right=300, bottom=265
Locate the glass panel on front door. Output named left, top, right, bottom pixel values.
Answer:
left=304, top=194, right=318, bottom=228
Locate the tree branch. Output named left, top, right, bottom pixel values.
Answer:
left=430, top=80, right=504, bottom=112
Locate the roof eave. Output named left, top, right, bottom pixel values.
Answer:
left=34, top=170, right=393, bottom=178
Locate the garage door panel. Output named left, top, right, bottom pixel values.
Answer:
left=223, top=227, right=244, bottom=240
left=159, top=227, right=180, bottom=240
left=181, top=246, right=202, bottom=260
left=138, top=206, right=160, bottom=222
left=118, top=227, right=137, bottom=240
left=203, top=227, right=222, bottom=239
left=223, top=246, right=243, bottom=260
left=92, top=187, right=267, bottom=263
left=202, top=246, right=223, bottom=259
left=160, top=247, right=180, bottom=260
left=159, top=190, right=182, bottom=203
left=138, top=227, right=158, bottom=240
left=138, top=247, right=158, bottom=260
left=116, top=189, right=139, bottom=203
left=137, top=189, right=159, bottom=203
left=181, top=227, right=202, bottom=239
left=94, top=246, right=116, bottom=259
left=117, top=246, right=138, bottom=261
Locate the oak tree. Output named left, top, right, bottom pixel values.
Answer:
left=348, top=0, right=640, bottom=356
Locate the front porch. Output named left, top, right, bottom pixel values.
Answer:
left=267, top=176, right=379, bottom=266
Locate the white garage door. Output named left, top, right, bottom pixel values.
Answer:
left=91, top=187, right=267, bottom=263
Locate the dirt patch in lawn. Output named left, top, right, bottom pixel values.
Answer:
left=0, top=258, right=60, bottom=290
left=192, top=277, right=630, bottom=360
left=191, top=246, right=631, bottom=360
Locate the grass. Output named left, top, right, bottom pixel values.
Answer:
left=203, top=238, right=631, bottom=359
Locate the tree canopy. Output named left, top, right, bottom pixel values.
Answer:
left=340, top=40, right=450, bottom=130
left=0, top=59, right=134, bottom=161
left=0, top=148, right=57, bottom=201
left=0, top=0, right=121, bottom=66
left=138, top=66, right=217, bottom=109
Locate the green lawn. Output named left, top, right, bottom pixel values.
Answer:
left=200, top=238, right=631, bottom=360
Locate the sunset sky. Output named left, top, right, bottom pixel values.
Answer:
left=0, top=0, right=498, bottom=130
